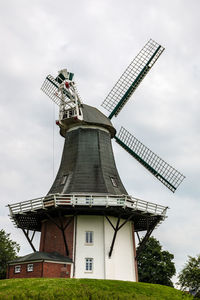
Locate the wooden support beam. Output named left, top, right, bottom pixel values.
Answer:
left=62, top=215, right=73, bottom=231
left=22, top=228, right=36, bottom=252
left=30, top=230, right=36, bottom=242
left=135, top=218, right=158, bottom=260
left=45, top=212, right=73, bottom=257
left=45, top=212, right=62, bottom=230
left=106, top=214, right=135, bottom=258
left=105, top=215, right=115, bottom=230
left=60, top=227, right=69, bottom=256
left=118, top=214, right=134, bottom=230
left=108, top=217, right=121, bottom=258
left=58, top=213, right=72, bottom=257
left=136, top=231, right=141, bottom=243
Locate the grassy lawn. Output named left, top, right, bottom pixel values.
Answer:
left=0, top=278, right=193, bottom=300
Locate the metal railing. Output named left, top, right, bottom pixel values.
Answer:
left=8, top=194, right=168, bottom=218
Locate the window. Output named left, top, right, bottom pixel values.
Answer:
left=14, top=265, right=21, bottom=273
left=27, top=264, right=34, bottom=272
left=110, top=177, right=118, bottom=187
left=85, top=231, right=93, bottom=244
left=61, top=175, right=68, bottom=185
left=85, top=258, right=93, bottom=272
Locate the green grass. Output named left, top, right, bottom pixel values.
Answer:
left=0, top=278, right=193, bottom=300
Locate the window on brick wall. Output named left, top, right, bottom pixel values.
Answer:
left=85, top=231, right=93, bottom=244
left=14, top=265, right=21, bottom=273
left=27, top=264, right=34, bottom=272
left=85, top=258, right=93, bottom=272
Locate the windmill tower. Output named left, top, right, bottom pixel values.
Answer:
left=7, top=39, right=184, bottom=280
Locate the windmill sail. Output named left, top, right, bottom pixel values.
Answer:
left=41, top=70, right=83, bottom=122
left=101, top=39, right=164, bottom=119
left=115, top=127, right=185, bottom=192
left=41, top=74, right=76, bottom=108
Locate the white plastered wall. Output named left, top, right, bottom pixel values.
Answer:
left=104, top=216, right=136, bottom=281
left=74, top=215, right=136, bottom=281
left=74, top=215, right=105, bottom=279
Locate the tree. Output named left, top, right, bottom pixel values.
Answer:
left=178, top=254, right=200, bottom=296
left=0, top=229, right=20, bottom=279
left=137, top=236, right=176, bottom=287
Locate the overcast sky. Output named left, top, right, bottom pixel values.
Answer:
left=1, top=0, right=200, bottom=285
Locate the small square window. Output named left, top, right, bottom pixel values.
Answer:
left=27, top=264, right=33, bottom=272
left=110, top=177, right=118, bottom=187
left=85, top=258, right=93, bottom=272
left=85, top=231, right=93, bottom=244
left=14, top=265, right=21, bottom=273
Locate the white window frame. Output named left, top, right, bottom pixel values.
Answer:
left=61, top=174, right=68, bottom=185
left=85, top=231, right=93, bottom=245
left=85, top=258, right=93, bottom=272
left=27, top=263, right=34, bottom=272
left=14, top=265, right=21, bottom=273
left=110, top=177, right=118, bottom=187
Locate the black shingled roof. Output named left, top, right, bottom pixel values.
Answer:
left=8, top=251, right=72, bottom=264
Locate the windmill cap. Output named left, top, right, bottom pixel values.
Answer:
left=59, top=104, right=116, bottom=138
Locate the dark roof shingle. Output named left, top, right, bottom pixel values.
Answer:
left=9, top=251, right=72, bottom=264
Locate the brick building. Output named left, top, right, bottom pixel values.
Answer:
left=7, top=252, right=72, bottom=279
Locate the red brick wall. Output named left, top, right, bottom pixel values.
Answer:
left=7, top=262, right=43, bottom=279
left=43, top=262, right=71, bottom=278
left=7, top=262, right=71, bottom=279
left=40, top=216, right=74, bottom=258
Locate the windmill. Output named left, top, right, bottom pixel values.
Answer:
left=7, top=39, right=184, bottom=281
left=102, top=40, right=185, bottom=193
